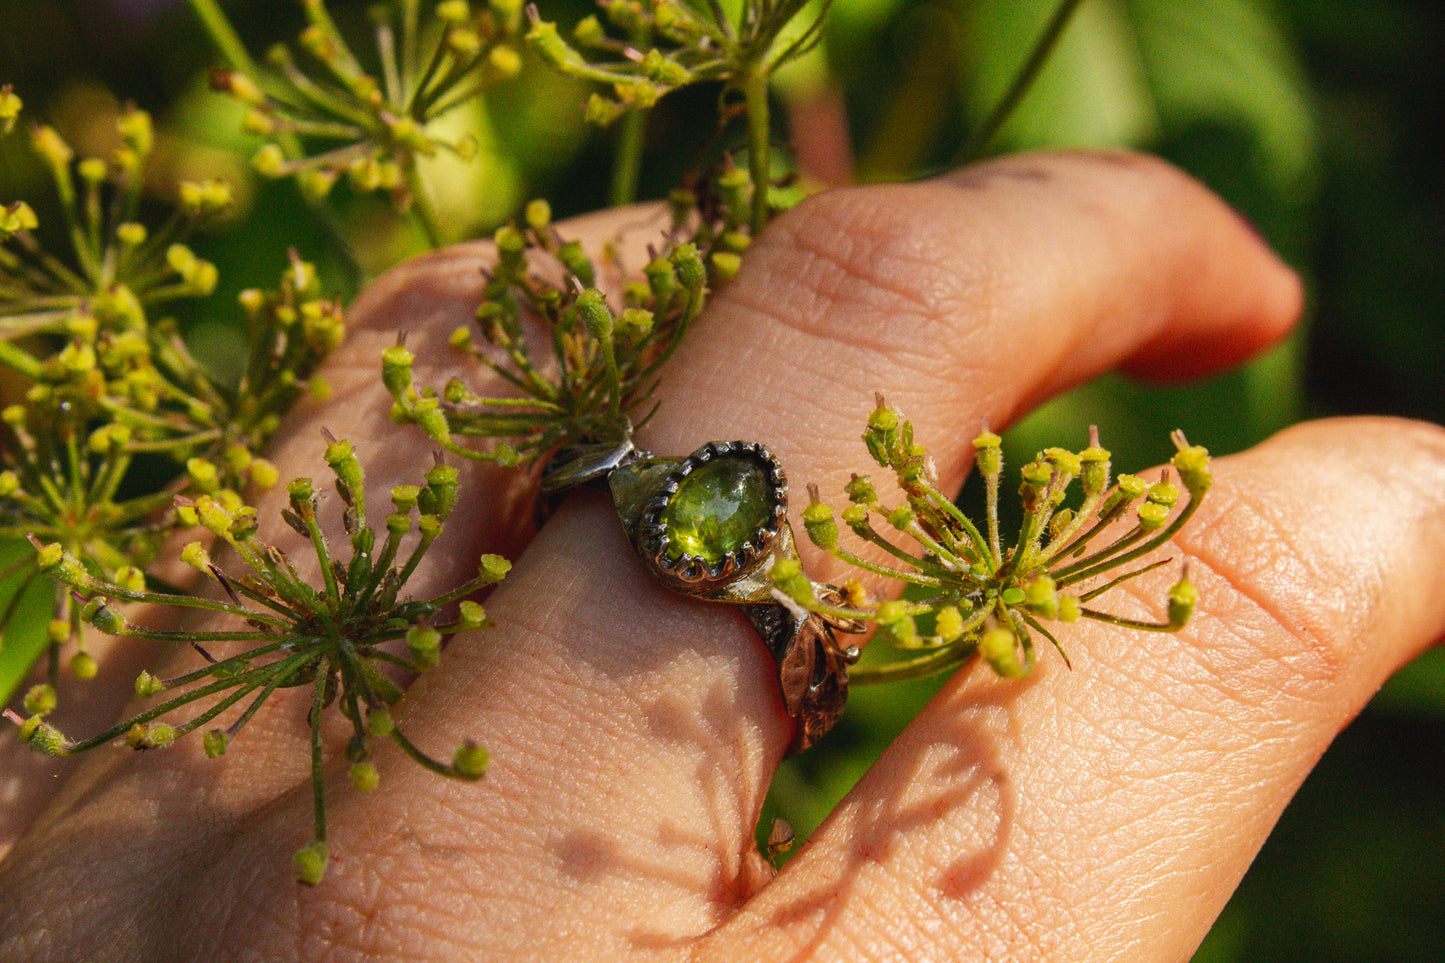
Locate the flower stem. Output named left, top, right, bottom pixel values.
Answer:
left=185, top=0, right=262, bottom=76
left=609, top=106, right=649, bottom=207
left=962, top=0, right=1087, bottom=161
left=744, top=66, right=771, bottom=236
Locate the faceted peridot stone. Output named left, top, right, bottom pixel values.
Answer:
left=661, top=456, right=773, bottom=565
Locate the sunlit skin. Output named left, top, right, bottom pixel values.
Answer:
left=2, top=152, right=1443, bottom=962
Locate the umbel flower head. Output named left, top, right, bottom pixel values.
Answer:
left=12, top=438, right=508, bottom=885
left=776, top=397, right=1208, bottom=683
left=382, top=199, right=718, bottom=465
left=1, top=95, right=339, bottom=688
left=211, top=0, right=525, bottom=246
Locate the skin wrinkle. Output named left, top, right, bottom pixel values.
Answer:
left=768, top=191, right=965, bottom=323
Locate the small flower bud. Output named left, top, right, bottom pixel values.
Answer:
left=78, top=157, right=108, bottom=184
left=21, top=718, right=69, bottom=756
left=617, top=307, right=653, bottom=340
left=844, top=474, right=877, bottom=505
left=407, top=625, right=442, bottom=669
left=1168, top=576, right=1197, bottom=629
left=251, top=143, right=287, bottom=178
left=214, top=69, right=267, bottom=107
left=437, top=0, right=471, bottom=22
left=23, top=684, right=58, bottom=717
left=420, top=464, right=459, bottom=519
left=1137, top=501, right=1170, bottom=530
left=1024, top=575, right=1059, bottom=620
left=0, top=86, right=20, bottom=133
left=864, top=400, right=899, bottom=467
left=573, top=288, right=614, bottom=343
left=670, top=244, right=705, bottom=297
left=457, top=600, right=488, bottom=629
left=841, top=503, right=870, bottom=537
left=249, top=458, right=280, bottom=489
left=1146, top=479, right=1179, bottom=510
left=80, top=598, right=123, bottom=635
left=349, top=761, right=380, bottom=793
left=126, top=721, right=176, bottom=749
left=381, top=344, right=415, bottom=398
left=69, top=650, right=99, bottom=679
left=488, top=45, right=522, bottom=77
left=524, top=198, right=551, bottom=230
left=1019, top=460, right=1052, bottom=512
left=1043, top=447, right=1081, bottom=478
left=980, top=625, right=1025, bottom=678
left=644, top=256, right=677, bottom=299
left=1100, top=473, right=1148, bottom=516
left=1, top=201, right=38, bottom=237
left=1170, top=433, right=1212, bottom=496
left=293, top=841, right=329, bottom=886
left=933, top=605, right=965, bottom=644
left=367, top=707, right=395, bottom=737
left=203, top=729, right=229, bottom=758
left=186, top=457, right=221, bottom=493
left=802, top=495, right=838, bottom=551
left=479, top=554, right=511, bottom=583
left=973, top=428, right=1003, bottom=476
left=768, top=556, right=814, bottom=605
left=885, top=503, right=914, bottom=531
left=325, top=438, right=364, bottom=509
left=32, top=125, right=73, bottom=171
left=135, top=671, right=166, bottom=698
left=453, top=740, right=489, bottom=779
left=876, top=603, right=916, bottom=647
left=709, top=251, right=742, bottom=280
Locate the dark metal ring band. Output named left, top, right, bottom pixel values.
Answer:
left=541, top=437, right=861, bottom=752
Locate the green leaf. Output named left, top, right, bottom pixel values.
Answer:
left=960, top=0, right=1319, bottom=191
left=0, top=539, right=51, bottom=706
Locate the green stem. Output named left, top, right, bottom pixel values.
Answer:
left=389, top=724, right=458, bottom=777
left=407, top=162, right=445, bottom=249
left=185, top=0, right=262, bottom=76
left=309, top=659, right=330, bottom=843
left=609, top=106, right=649, bottom=207
left=962, top=0, right=1087, bottom=161
left=744, top=66, right=771, bottom=236
left=851, top=644, right=976, bottom=685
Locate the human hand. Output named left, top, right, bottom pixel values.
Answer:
left=3, top=151, right=1443, bottom=962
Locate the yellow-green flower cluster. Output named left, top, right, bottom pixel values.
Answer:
left=384, top=198, right=711, bottom=464
left=778, top=397, right=1209, bottom=683
left=528, top=0, right=826, bottom=123
left=1, top=97, right=340, bottom=691
left=212, top=0, right=524, bottom=245
left=20, top=442, right=508, bottom=885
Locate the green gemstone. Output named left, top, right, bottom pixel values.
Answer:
left=661, top=456, right=774, bottom=565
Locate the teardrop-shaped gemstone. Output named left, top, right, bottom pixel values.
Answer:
left=661, top=455, right=774, bottom=566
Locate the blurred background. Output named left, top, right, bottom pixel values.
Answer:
left=2, top=0, right=1441, bottom=958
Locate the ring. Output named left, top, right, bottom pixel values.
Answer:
left=542, top=434, right=862, bottom=752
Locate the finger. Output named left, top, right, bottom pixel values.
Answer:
left=707, top=417, right=1445, bottom=962
left=250, top=152, right=1301, bottom=955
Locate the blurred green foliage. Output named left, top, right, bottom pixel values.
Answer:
left=1, top=0, right=1440, bottom=957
